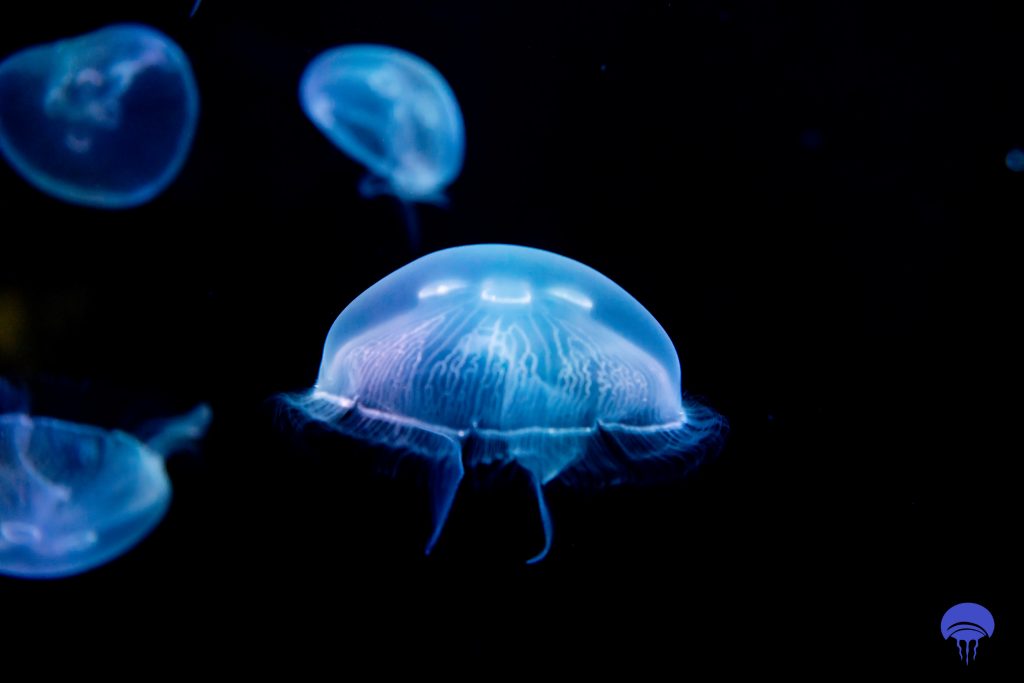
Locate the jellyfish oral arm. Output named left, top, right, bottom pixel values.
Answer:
left=140, top=403, right=213, bottom=456
left=525, top=475, right=553, bottom=564
left=423, top=443, right=464, bottom=556
left=349, top=402, right=466, bottom=556
left=295, top=391, right=465, bottom=555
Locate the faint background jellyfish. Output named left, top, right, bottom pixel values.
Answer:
left=299, top=44, right=465, bottom=247
left=0, top=23, right=199, bottom=209
left=286, top=244, right=725, bottom=563
left=0, top=384, right=212, bottom=579
left=1006, top=147, right=1024, bottom=173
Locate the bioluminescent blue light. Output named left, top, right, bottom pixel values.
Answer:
left=299, top=44, right=465, bottom=203
left=289, top=245, right=724, bottom=562
left=0, top=24, right=199, bottom=208
left=1006, top=147, right=1024, bottom=173
left=0, top=404, right=211, bottom=579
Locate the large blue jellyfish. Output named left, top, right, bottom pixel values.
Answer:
left=290, top=245, right=724, bottom=562
left=0, top=24, right=199, bottom=208
left=299, top=44, right=465, bottom=215
left=0, top=404, right=211, bottom=578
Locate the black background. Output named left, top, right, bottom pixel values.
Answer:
left=0, top=0, right=1018, bottom=675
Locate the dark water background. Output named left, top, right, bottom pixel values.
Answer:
left=1, top=1, right=1018, bottom=675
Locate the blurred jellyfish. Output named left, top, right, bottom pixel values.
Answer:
left=1006, top=148, right=1024, bottom=173
left=0, top=402, right=212, bottom=578
left=299, top=44, right=465, bottom=245
left=0, top=24, right=199, bottom=208
left=287, top=244, right=725, bottom=562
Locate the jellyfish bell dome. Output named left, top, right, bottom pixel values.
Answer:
left=317, top=244, right=684, bottom=428
left=295, top=244, right=724, bottom=562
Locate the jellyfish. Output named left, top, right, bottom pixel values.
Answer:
left=287, top=244, right=725, bottom=562
left=0, top=403, right=212, bottom=578
left=299, top=44, right=465, bottom=245
left=0, top=24, right=199, bottom=208
left=941, top=603, right=995, bottom=664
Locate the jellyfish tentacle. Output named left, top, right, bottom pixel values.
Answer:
left=424, top=448, right=464, bottom=556
left=525, top=474, right=552, bottom=564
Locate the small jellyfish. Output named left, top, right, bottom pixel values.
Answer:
left=0, top=404, right=211, bottom=578
left=299, top=45, right=465, bottom=243
left=288, top=245, right=724, bottom=562
left=0, top=24, right=199, bottom=208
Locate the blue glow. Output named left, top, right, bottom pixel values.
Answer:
left=0, top=24, right=199, bottom=208
left=290, top=245, right=724, bottom=562
left=299, top=44, right=465, bottom=202
left=1006, top=147, right=1024, bottom=173
left=0, top=405, right=211, bottom=579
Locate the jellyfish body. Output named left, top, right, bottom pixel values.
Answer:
left=291, top=245, right=724, bottom=562
left=941, top=603, right=995, bottom=664
left=0, top=24, right=199, bottom=208
left=0, top=404, right=211, bottom=578
left=299, top=44, right=465, bottom=204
